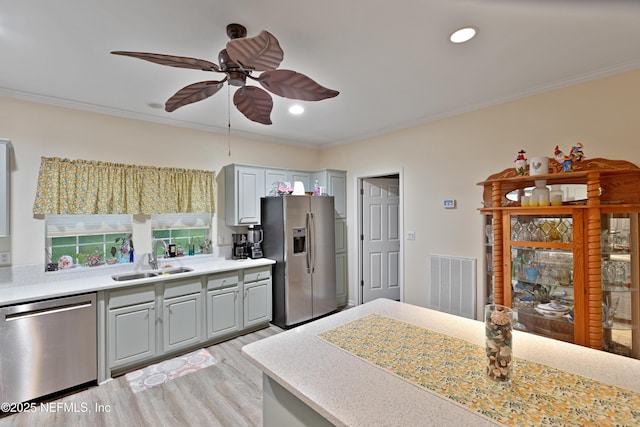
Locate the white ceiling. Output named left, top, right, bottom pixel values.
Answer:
left=2, top=0, right=640, bottom=148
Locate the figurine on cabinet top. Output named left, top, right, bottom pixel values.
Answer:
left=554, top=142, right=585, bottom=172
left=514, top=149, right=527, bottom=175
left=569, top=142, right=585, bottom=162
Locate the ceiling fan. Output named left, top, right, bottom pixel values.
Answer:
left=112, top=23, right=339, bottom=125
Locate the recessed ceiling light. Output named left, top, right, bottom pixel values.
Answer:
left=289, top=105, right=304, bottom=115
left=450, top=27, right=477, bottom=44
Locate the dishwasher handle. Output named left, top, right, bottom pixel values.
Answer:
left=4, top=300, right=94, bottom=322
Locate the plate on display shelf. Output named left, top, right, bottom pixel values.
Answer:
left=535, top=302, right=572, bottom=318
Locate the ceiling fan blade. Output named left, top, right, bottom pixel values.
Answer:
left=111, top=51, right=220, bottom=72
left=233, top=86, right=273, bottom=125
left=165, top=80, right=225, bottom=112
left=259, top=69, right=339, bottom=101
left=226, top=30, right=283, bottom=71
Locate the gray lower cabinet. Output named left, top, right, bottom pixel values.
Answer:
left=107, top=284, right=157, bottom=369
left=163, top=279, right=203, bottom=353
left=243, top=267, right=272, bottom=328
left=336, top=252, right=347, bottom=306
left=206, top=271, right=241, bottom=340
left=103, top=265, right=272, bottom=379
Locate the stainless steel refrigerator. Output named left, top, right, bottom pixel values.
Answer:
left=261, top=195, right=337, bottom=328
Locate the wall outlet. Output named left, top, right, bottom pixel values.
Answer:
left=0, top=251, right=10, bottom=266
left=443, top=199, right=456, bottom=209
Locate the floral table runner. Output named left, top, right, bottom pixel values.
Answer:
left=318, top=313, right=640, bottom=427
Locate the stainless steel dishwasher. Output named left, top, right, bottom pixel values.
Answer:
left=0, top=293, right=97, bottom=404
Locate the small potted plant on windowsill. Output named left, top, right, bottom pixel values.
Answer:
left=86, top=247, right=103, bottom=267
left=106, top=246, right=118, bottom=264
left=75, top=253, right=88, bottom=266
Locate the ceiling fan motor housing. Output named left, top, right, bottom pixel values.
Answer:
left=218, top=49, right=246, bottom=86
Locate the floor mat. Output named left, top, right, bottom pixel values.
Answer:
left=125, top=348, right=217, bottom=393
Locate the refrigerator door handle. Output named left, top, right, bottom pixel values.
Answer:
left=309, top=212, right=316, bottom=273
left=306, top=212, right=315, bottom=273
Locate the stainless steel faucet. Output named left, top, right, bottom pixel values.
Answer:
left=149, top=240, right=168, bottom=270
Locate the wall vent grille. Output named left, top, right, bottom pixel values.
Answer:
left=428, top=255, right=476, bottom=319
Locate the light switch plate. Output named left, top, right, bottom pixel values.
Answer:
left=443, top=199, right=456, bottom=209
left=0, top=251, right=10, bottom=266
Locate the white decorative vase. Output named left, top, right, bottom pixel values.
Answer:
left=529, top=157, right=549, bottom=176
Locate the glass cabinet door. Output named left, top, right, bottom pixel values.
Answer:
left=601, top=213, right=639, bottom=358
left=509, top=214, right=576, bottom=344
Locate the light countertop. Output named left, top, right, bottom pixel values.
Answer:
left=0, top=257, right=274, bottom=306
left=242, top=298, right=640, bottom=427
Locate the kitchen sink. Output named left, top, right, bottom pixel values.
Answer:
left=111, top=271, right=158, bottom=281
left=111, top=266, right=194, bottom=281
left=158, top=267, right=194, bottom=275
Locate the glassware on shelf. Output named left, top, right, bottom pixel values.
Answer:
left=602, top=297, right=620, bottom=329
left=550, top=185, right=563, bottom=206
left=525, top=267, right=539, bottom=283
left=532, top=180, right=550, bottom=207
left=485, top=224, right=494, bottom=245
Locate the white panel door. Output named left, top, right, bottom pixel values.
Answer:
left=362, top=177, right=400, bottom=303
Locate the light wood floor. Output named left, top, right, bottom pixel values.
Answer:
left=0, top=325, right=283, bottom=427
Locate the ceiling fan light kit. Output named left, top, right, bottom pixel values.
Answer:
left=450, top=27, right=477, bottom=44
left=112, top=23, right=339, bottom=125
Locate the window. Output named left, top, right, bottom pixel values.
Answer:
left=151, top=213, right=211, bottom=258
left=46, top=214, right=133, bottom=268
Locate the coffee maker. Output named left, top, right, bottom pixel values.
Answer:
left=247, top=225, right=263, bottom=259
left=232, top=233, right=248, bottom=259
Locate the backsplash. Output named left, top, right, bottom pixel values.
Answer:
left=0, top=246, right=226, bottom=287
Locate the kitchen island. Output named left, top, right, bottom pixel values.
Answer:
left=242, top=298, right=640, bottom=427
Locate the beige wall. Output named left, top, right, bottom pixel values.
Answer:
left=0, top=97, right=320, bottom=265
left=2, top=68, right=640, bottom=316
left=320, top=68, right=640, bottom=313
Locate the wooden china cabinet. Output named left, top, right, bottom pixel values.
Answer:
left=479, top=158, right=640, bottom=359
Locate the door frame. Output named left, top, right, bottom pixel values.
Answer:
left=355, top=168, right=404, bottom=306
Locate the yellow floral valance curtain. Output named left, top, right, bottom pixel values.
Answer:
left=32, top=157, right=216, bottom=215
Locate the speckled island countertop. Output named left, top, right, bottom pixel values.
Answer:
left=0, top=257, right=275, bottom=306
left=242, top=298, right=640, bottom=427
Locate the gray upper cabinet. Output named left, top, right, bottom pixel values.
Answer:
left=311, top=169, right=347, bottom=218
left=225, top=164, right=265, bottom=226
left=0, top=139, right=11, bottom=237
left=226, top=164, right=346, bottom=226
left=265, top=169, right=312, bottom=196
left=326, top=170, right=347, bottom=218
left=265, top=169, right=288, bottom=196
left=289, top=170, right=312, bottom=193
